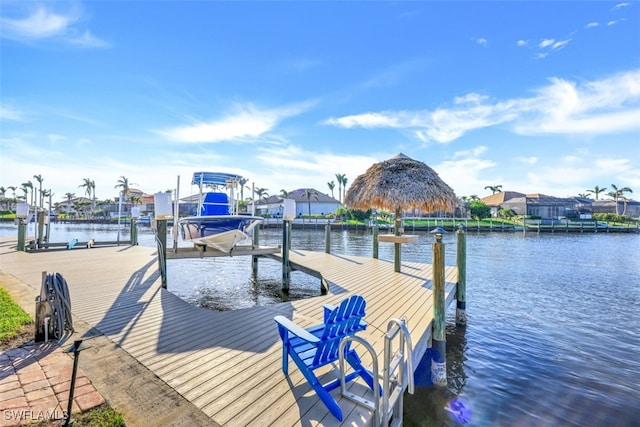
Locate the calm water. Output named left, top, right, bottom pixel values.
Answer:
left=2, top=222, right=639, bottom=426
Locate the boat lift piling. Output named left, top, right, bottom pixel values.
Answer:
left=431, top=228, right=447, bottom=386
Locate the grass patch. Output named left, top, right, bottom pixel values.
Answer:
left=72, top=404, right=126, bottom=426
left=0, top=287, right=32, bottom=341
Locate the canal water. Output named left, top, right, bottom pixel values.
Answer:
left=1, top=222, right=639, bottom=426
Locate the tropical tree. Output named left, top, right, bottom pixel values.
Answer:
left=255, top=188, right=269, bottom=200
left=114, top=176, right=134, bottom=203
left=7, top=186, right=17, bottom=211
left=239, top=178, right=249, bottom=202
left=577, top=193, right=590, bottom=198
left=586, top=185, right=607, bottom=200
left=304, top=188, right=319, bottom=218
left=335, top=173, right=347, bottom=204
left=484, top=184, right=502, bottom=194
left=21, top=181, right=33, bottom=209
left=41, top=189, right=53, bottom=213
left=79, top=178, right=96, bottom=212
left=327, top=181, right=335, bottom=199
left=64, top=192, right=75, bottom=215
left=469, top=200, right=491, bottom=220
left=280, top=189, right=289, bottom=198
left=610, top=184, right=633, bottom=216
left=33, top=174, right=44, bottom=208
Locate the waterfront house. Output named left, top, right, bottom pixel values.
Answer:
left=483, top=191, right=593, bottom=220
left=255, top=188, right=341, bottom=217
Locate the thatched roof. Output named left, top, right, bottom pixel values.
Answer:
left=345, top=153, right=458, bottom=213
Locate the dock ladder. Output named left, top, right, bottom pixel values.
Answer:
left=339, top=318, right=414, bottom=427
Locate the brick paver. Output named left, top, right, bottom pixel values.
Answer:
left=0, top=342, right=105, bottom=426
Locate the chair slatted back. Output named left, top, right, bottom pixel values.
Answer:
left=313, top=295, right=366, bottom=367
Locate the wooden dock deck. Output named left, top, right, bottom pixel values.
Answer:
left=0, top=241, right=458, bottom=426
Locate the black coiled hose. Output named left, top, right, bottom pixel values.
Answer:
left=44, top=273, right=74, bottom=339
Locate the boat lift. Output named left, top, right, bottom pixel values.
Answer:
left=339, top=318, right=414, bottom=427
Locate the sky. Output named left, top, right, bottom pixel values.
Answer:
left=1, top=0, right=639, bottom=205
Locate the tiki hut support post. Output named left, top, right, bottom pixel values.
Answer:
left=456, top=225, right=467, bottom=327
left=394, top=207, right=402, bottom=272
left=431, top=231, right=447, bottom=386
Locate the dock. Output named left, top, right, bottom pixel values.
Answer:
left=0, top=240, right=458, bottom=426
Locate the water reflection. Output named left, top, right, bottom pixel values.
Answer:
left=406, top=322, right=469, bottom=426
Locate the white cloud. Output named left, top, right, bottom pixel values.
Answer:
left=474, top=37, right=488, bottom=47
left=324, top=112, right=402, bottom=128
left=613, top=2, right=631, bottom=10
left=1, top=6, right=74, bottom=39
left=0, top=106, right=23, bottom=121
left=324, top=69, right=640, bottom=142
left=0, top=5, right=108, bottom=47
left=551, top=39, right=571, bottom=50
left=585, top=22, right=599, bottom=29
left=517, top=40, right=527, bottom=47
left=539, top=39, right=555, bottom=49
left=160, top=101, right=314, bottom=143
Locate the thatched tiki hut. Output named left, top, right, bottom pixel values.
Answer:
left=345, top=153, right=458, bottom=271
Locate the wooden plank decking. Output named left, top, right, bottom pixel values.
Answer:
left=0, top=240, right=458, bottom=426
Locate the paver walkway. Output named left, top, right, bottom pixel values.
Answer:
left=0, top=342, right=105, bottom=426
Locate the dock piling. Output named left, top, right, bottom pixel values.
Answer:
left=456, top=225, right=467, bottom=327
left=282, top=220, right=291, bottom=292
left=325, top=223, right=330, bottom=254
left=17, top=220, right=26, bottom=251
left=372, top=225, right=379, bottom=259
left=431, top=230, right=447, bottom=386
left=252, top=225, right=260, bottom=276
left=157, top=219, right=168, bottom=288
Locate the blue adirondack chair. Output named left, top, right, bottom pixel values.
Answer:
left=274, top=294, right=377, bottom=421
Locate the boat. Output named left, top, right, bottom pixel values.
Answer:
left=178, top=172, right=263, bottom=253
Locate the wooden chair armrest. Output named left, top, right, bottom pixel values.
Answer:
left=274, top=316, right=320, bottom=343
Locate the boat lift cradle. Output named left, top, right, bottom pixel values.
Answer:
left=339, top=318, right=414, bottom=427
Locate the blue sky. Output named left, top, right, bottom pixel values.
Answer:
left=1, top=1, right=639, bottom=204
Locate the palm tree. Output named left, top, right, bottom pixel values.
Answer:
left=341, top=175, right=349, bottom=203
left=577, top=193, right=590, bottom=198
left=255, top=188, right=269, bottom=200
left=484, top=184, right=503, bottom=194
left=7, top=186, right=17, bottom=211
left=327, top=181, right=335, bottom=199
left=21, top=181, right=33, bottom=209
left=280, top=189, right=289, bottom=198
left=239, top=178, right=249, bottom=203
left=610, top=184, right=633, bottom=216
left=33, top=174, right=44, bottom=208
left=335, top=173, right=346, bottom=204
left=79, top=178, right=96, bottom=212
left=586, top=185, right=607, bottom=200
left=64, top=192, right=75, bottom=215
left=304, top=188, right=319, bottom=218
left=114, top=176, right=133, bottom=198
